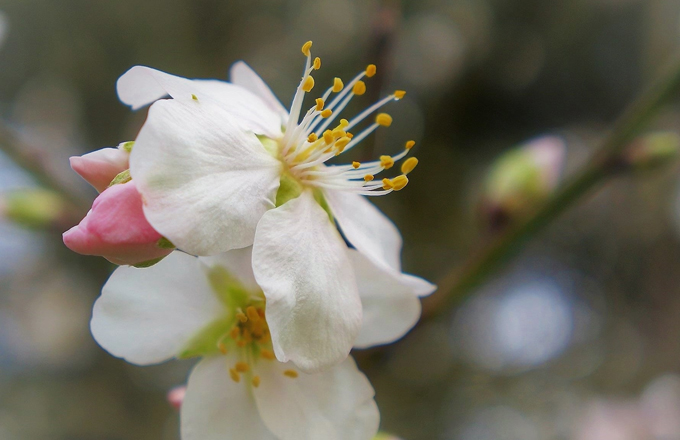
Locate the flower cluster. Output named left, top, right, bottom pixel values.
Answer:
left=65, top=41, right=435, bottom=439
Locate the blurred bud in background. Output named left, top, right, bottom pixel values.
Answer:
left=480, top=136, right=566, bottom=231
left=373, top=433, right=404, bottom=440
left=621, top=131, right=680, bottom=171
left=167, top=386, right=186, bottom=411
left=1, top=188, right=66, bottom=230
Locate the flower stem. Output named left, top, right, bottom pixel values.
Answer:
left=424, top=52, right=680, bottom=315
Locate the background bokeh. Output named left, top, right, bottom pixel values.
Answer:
left=1, top=0, right=680, bottom=439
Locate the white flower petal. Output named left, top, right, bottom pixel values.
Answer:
left=130, top=98, right=283, bottom=255
left=181, top=356, right=276, bottom=440
left=252, top=191, right=362, bottom=373
left=350, top=249, right=431, bottom=349
left=91, top=252, right=224, bottom=365
left=324, top=189, right=403, bottom=272
left=254, top=356, right=379, bottom=440
left=199, top=247, right=259, bottom=293
left=230, top=61, right=288, bottom=123
left=117, top=65, right=283, bottom=137
left=397, top=273, right=437, bottom=298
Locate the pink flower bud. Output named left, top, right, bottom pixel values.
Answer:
left=69, top=143, right=131, bottom=192
left=167, top=386, right=187, bottom=410
left=62, top=181, right=172, bottom=265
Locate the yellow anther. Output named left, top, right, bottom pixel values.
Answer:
left=235, top=362, right=250, bottom=373
left=218, top=342, right=228, bottom=354
left=321, top=109, right=333, bottom=118
left=353, top=81, right=367, bottom=96
left=283, top=370, right=299, bottom=379
left=382, top=178, right=394, bottom=190
left=331, top=128, right=346, bottom=139
left=229, top=368, right=241, bottom=383
left=302, top=76, right=315, bottom=92
left=394, top=90, right=406, bottom=100
left=335, top=137, right=351, bottom=150
left=376, top=113, right=393, bottom=127
left=313, top=57, right=322, bottom=70
left=339, top=118, right=349, bottom=127
left=252, top=376, right=261, bottom=388
left=347, top=132, right=354, bottom=139
left=405, top=140, right=416, bottom=150
left=301, top=41, right=313, bottom=57
left=237, top=340, right=247, bottom=347
left=401, top=157, right=419, bottom=174
left=236, top=312, right=247, bottom=323
left=315, top=98, right=325, bottom=111
left=333, top=77, right=344, bottom=93
left=230, top=327, right=240, bottom=339
left=246, top=306, right=260, bottom=322
left=323, top=130, right=334, bottom=144
left=307, top=133, right=318, bottom=143
left=365, top=64, right=377, bottom=78
left=364, top=174, right=374, bottom=182
left=260, top=349, right=276, bottom=360
left=380, top=155, right=395, bottom=169
left=191, top=94, right=198, bottom=101
left=352, top=161, right=361, bottom=169
left=392, top=174, right=409, bottom=191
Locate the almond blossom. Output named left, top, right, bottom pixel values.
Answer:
left=115, top=41, right=434, bottom=372
left=90, top=248, right=427, bottom=440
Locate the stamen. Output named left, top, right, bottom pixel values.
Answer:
left=323, top=130, right=334, bottom=144
left=260, top=349, right=276, bottom=360
left=246, top=306, right=260, bottom=322
left=401, top=157, right=419, bottom=174
left=301, top=41, right=313, bottom=57
left=252, top=376, right=261, bottom=388
left=365, top=64, right=377, bottom=78
left=321, top=109, right=333, bottom=118
left=352, top=161, right=361, bottom=169
left=364, top=174, right=374, bottom=182
left=339, top=119, right=349, bottom=127
left=230, top=327, right=240, bottom=339
left=335, top=137, right=351, bottom=152
left=236, top=312, right=247, bottom=323
left=392, top=175, right=409, bottom=191
left=376, top=113, right=393, bottom=127
left=394, top=90, right=406, bottom=100
left=218, top=342, right=228, bottom=354
left=235, top=362, right=250, bottom=373
left=283, top=370, right=299, bottom=379
left=406, top=140, right=416, bottom=150
left=307, top=133, right=318, bottom=143
left=229, top=368, right=241, bottom=383
left=315, top=98, right=325, bottom=111
left=380, top=155, right=395, bottom=169
left=302, top=76, right=315, bottom=92
left=333, top=77, right=344, bottom=93
left=382, top=178, right=394, bottom=190
left=313, top=57, right=322, bottom=70
left=353, top=81, right=367, bottom=96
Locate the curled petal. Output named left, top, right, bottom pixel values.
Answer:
left=63, top=181, right=172, bottom=265
left=252, top=191, right=362, bottom=373
left=130, top=98, right=282, bottom=255
left=229, top=61, right=288, bottom=124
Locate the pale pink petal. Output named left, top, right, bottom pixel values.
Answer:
left=69, top=146, right=130, bottom=192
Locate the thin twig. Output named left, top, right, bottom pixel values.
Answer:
left=423, top=52, right=680, bottom=316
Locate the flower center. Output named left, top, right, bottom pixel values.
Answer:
left=277, top=41, right=420, bottom=196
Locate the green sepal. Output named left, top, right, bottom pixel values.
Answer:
left=132, top=256, right=165, bottom=268
left=258, top=135, right=279, bottom=157
left=313, top=188, right=334, bottom=223
left=156, top=237, right=175, bottom=249
left=276, top=172, right=303, bottom=207
left=177, top=317, right=234, bottom=359
left=108, top=169, right=131, bottom=187
left=120, top=141, right=135, bottom=153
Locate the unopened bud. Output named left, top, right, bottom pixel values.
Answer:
left=481, top=136, right=566, bottom=230
left=623, top=131, right=680, bottom=171
left=2, top=189, right=66, bottom=229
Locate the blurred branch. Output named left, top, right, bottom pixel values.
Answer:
left=424, top=52, right=680, bottom=316
left=0, top=119, right=90, bottom=215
